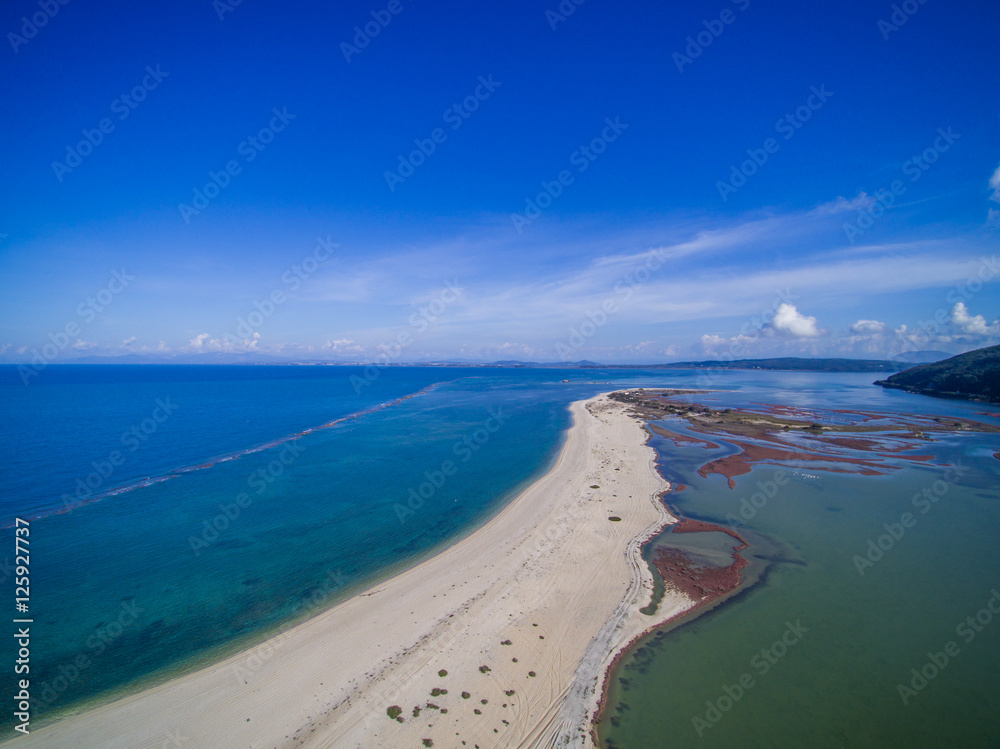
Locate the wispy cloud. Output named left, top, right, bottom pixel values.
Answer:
left=988, top=163, right=1000, bottom=227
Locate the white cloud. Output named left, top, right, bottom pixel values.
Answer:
left=71, top=339, right=97, bottom=350
left=849, top=319, right=886, bottom=335
left=949, top=302, right=998, bottom=337
left=187, top=332, right=259, bottom=353
left=324, top=338, right=361, bottom=352
left=771, top=303, right=822, bottom=338
left=189, top=333, right=212, bottom=350
left=121, top=336, right=138, bottom=348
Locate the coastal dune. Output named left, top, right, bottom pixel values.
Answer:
left=17, top=393, right=694, bottom=748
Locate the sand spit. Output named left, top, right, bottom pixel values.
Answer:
left=14, top=393, right=694, bottom=748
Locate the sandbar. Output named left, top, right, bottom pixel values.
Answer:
left=13, top=393, right=694, bottom=748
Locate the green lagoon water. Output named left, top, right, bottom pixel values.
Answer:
left=600, top=389, right=1000, bottom=749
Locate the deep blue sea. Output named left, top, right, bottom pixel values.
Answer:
left=1, top=365, right=998, bottom=745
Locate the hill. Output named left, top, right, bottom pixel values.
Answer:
left=874, top=344, right=1000, bottom=403
left=588, top=357, right=904, bottom=373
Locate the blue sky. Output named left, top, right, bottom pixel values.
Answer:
left=1, top=0, right=998, bottom=364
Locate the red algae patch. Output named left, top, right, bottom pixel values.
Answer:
left=652, top=520, right=750, bottom=604
left=653, top=548, right=748, bottom=601
left=696, top=439, right=897, bottom=488
left=611, top=388, right=1000, bottom=493
left=672, top=517, right=747, bottom=548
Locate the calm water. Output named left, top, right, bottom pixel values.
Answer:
left=1, top=366, right=998, bottom=746
left=599, top=382, right=1000, bottom=748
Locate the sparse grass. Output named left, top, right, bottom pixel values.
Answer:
left=479, top=665, right=491, bottom=673
left=422, top=740, right=433, bottom=747
left=590, top=485, right=600, bottom=489
left=505, top=690, right=515, bottom=696
left=528, top=671, right=536, bottom=677
left=412, top=706, right=421, bottom=718
left=473, top=708, right=482, bottom=715
left=608, top=516, right=621, bottom=522
left=461, top=691, right=471, bottom=699
left=438, top=669, right=448, bottom=677
left=387, top=705, right=402, bottom=720
left=430, top=688, right=447, bottom=697
left=500, top=639, right=512, bottom=645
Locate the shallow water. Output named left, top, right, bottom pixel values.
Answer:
left=599, top=391, right=1000, bottom=748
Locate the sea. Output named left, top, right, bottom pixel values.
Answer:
left=1, top=364, right=998, bottom=746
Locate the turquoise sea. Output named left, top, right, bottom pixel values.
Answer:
left=1, top=365, right=998, bottom=746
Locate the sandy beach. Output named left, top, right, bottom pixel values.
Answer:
left=15, top=393, right=695, bottom=748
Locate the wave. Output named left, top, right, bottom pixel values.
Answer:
left=12, top=382, right=442, bottom=526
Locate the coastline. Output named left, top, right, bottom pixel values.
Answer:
left=11, top=393, right=695, bottom=748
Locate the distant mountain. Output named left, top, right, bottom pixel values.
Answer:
left=592, top=357, right=904, bottom=373
left=9, top=356, right=915, bottom=373
left=875, top=344, right=1000, bottom=403
left=890, top=350, right=952, bottom=364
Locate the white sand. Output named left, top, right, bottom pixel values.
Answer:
left=15, top=393, right=695, bottom=748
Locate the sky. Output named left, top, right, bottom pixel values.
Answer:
left=1, top=0, right=998, bottom=364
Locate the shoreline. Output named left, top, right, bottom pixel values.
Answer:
left=11, top=392, right=696, bottom=748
